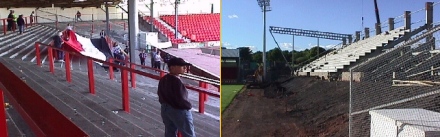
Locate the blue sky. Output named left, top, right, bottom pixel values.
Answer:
left=221, top=0, right=440, bottom=52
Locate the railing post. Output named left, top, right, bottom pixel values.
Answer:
left=65, top=53, right=71, bottom=83
left=48, top=47, right=54, bottom=74
left=203, top=82, right=208, bottom=102
left=25, top=17, right=28, bottom=28
left=198, top=81, right=205, bottom=114
left=124, top=22, right=126, bottom=30
left=121, top=68, right=130, bottom=113
left=12, top=20, right=15, bottom=32
left=160, top=71, right=165, bottom=78
left=130, top=64, right=136, bottom=88
left=92, top=14, right=94, bottom=22
left=2, top=19, right=6, bottom=35
left=91, top=24, right=94, bottom=34
left=109, top=58, right=114, bottom=80
left=87, top=59, right=95, bottom=94
left=35, top=43, right=41, bottom=66
left=0, top=90, right=8, bottom=137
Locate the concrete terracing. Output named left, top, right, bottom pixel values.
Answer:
left=0, top=20, right=219, bottom=136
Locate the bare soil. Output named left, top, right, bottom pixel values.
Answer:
left=221, top=77, right=349, bottom=137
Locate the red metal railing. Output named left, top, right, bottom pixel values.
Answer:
left=1, top=16, right=37, bottom=35
left=0, top=89, right=7, bottom=137
left=35, top=42, right=220, bottom=114
left=0, top=62, right=88, bottom=136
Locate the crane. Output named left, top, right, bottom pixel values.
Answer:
left=374, top=0, right=381, bottom=33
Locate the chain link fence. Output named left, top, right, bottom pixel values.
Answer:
left=349, top=24, right=440, bottom=137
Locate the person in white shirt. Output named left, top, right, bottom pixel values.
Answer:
left=66, top=23, right=73, bottom=30
left=154, top=51, right=163, bottom=70
left=112, top=42, right=128, bottom=66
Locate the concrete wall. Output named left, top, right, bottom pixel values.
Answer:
left=369, top=109, right=440, bottom=137
left=296, top=72, right=329, bottom=79
left=341, top=72, right=363, bottom=82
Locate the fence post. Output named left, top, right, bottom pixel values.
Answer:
left=2, top=20, right=6, bottom=35
left=109, top=58, right=114, bottom=80
left=87, top=59, right=95, bottom=94
left=25, top=17, right=28, bottom=28
left=349, top=69, right=353, bottom=137
left=48, top=47, right=54, bottom=74
left=198, top=81, right=205, bottom=114
left=160, top=71, right=165, bottom=78
left=121, top=69, right=130, bottom=113
left=203, top=82, right=208, bottom=102
left=130, top=64, right=136, bottom=88
left=0, top=90, right=8, bottom=137
left=35, top=43, right=41, bottom=66
left=65, top=53, right=71, bottom=83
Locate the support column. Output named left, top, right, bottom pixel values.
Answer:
left=404, top=11, right=411, bottom=31
left=426, top=2, right=434, bottom=46
left=355, top=31, right=361, bottom=42
left=175, top=0, right=179, bottom=39
left=292, top=35, right=294, bottom=67
left=342, top=38, right=346, bottom=46
left=150, top=0, right=154, bottom=32
left=317, top=38, right=320, bottom=56
left=262, top=4, right=267, bottom=82
left=388, top=18, right=394, bottom=31
left=129, top=0, right=139, bottom=63
left=364, top=28, right=370, bottom=39
left=375, top=23, right=381, bottom=35
left=348, top=35, right=353, bottom=44
left=105, top=3, right=110, bottom=36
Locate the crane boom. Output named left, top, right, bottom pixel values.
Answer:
left=374, top=0, right=381, bottom=33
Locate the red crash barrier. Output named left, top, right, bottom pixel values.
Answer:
left=35, top=42, right=220, bottom=114
left=1, top=16, right=36, bottom=35
left=0, top=63, right=88, bottom=137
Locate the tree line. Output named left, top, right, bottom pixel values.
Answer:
left=223, top=46, right=331, bottom=67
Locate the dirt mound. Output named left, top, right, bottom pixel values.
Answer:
left=221, top=77, right=349, bottom=137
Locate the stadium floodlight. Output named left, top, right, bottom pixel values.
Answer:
left=256, top=0, right=271, bottom=82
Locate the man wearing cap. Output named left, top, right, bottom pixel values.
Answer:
left=157, top=57, right=195, bottom=137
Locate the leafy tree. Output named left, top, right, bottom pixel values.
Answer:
left=237, top=47, right=252, bottom=62
left=252, top=51, right=263, bottom=63
left=268, top=48, right=284, bottom=62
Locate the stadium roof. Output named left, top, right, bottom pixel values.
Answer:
left=221, top=49, right=240, bottom=58
left=0, top=0, right=123, bottom=8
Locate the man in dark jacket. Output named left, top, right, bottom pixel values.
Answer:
left=53, top=32, right=64, bottom=62
left=7, top=10, right=14, bottom=31
left=157, top=57, right=195, bottom=137
left=16, top=15, right=25, bottom=34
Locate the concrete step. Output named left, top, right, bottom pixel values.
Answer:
left=2, top=58, right=133, bottom=136
left=4, top=97, right=35, bottom=137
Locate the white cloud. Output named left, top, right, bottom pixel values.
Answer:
left=221, top=42, right=236, bottom=49
left=307, top=43, right=339, bottom=50
left=244, top=45, right=258, bottom=52
left=228, top=14, right=239, bottom=19
left=280, top=43, right=292, bottom=50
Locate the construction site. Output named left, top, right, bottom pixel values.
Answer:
left=222, top=1, right=440, bottom=136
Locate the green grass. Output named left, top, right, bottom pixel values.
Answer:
left=221, top=85, right=244, bottom=113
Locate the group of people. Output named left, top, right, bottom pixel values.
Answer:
left=51, top=18, right=195, bottom=137
left=7, top=10, right=34, bottom=34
